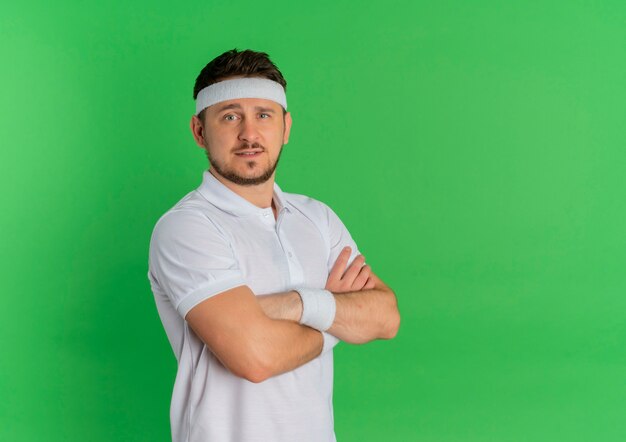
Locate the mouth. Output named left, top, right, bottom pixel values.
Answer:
left=235, top=149, right=263, bottom=158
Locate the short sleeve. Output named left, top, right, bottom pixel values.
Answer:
left=322, top=203, right=362, bottom=273
left=148, top=210, right=246, bottom=318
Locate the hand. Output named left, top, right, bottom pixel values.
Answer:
left=325, top=246, right=376, bottom=293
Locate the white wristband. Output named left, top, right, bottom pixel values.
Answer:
left=295, top=288, right=336, bottom=331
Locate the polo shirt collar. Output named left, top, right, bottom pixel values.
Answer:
left=197, top=170, right=289, bottom=217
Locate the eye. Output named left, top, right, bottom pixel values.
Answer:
left=224, top=114, right=238, bottom=121
left=259, top=113, right=270, bottom=119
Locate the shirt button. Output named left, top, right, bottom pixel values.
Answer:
left=288, top=252, right=293, bottom=258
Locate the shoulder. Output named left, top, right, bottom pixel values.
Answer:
left=150, top=190, right=226, bottom=244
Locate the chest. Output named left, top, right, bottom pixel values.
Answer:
left=225, top=213, right=330, bottom=294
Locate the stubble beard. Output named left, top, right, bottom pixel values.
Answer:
left=205, top=142, right=284, bottom=186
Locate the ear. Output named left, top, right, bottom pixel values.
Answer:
left=283, top=111, right=292, bottom=145
left=190, top=114, right=206, bottom=148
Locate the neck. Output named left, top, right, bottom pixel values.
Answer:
left=209, top=169, right=276, bottom=209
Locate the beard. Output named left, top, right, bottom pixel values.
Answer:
left=205, top=141, right=284, bottom=186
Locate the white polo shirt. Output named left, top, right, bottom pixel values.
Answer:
left=148, top=170, right=360, bottom=442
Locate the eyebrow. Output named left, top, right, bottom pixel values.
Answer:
left=215, top=103, right=277, bottom=113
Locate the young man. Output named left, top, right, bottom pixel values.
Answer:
left=148, top=49, right=400, bottom=442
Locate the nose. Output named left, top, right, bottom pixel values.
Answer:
left=238, top=117, right=260, bottom=144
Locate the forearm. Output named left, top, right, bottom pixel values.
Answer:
left=257, top=290, right=303, bottom=322
left=187, top=286, right=324, bottom=384
left=246, top=317, right=323, bottom=380
left=328, top=285, right=399, bottom=344
left=258, top=284, right=400, bottom=344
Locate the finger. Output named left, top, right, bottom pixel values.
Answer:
left=341, top=254, right=365, bottom=285
left=364, top=277, right=376, bottom=290
left=351, top=264, right=371, bottom=291
left=328, top=246, right=352, bottom=283
left=367, top=271, right=382, bottom=287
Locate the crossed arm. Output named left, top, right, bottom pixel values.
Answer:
left=185, top=247, right=400, bottom=383
left=257, top=246, right=399, bottom=344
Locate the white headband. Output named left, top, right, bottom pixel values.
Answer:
left=195, top=77, right=287, bottom=115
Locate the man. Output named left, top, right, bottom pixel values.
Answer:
left=148, top=48, right=400, bottom=442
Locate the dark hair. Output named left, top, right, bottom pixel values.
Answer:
left=193, top=49, right=287, bottom=122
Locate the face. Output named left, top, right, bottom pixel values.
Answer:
left=192, top=97, right=292, bottom=186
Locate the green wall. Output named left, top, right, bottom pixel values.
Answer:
left=1, top=1, right=624, bottom=440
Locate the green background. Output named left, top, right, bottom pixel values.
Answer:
left=1, top=1, right=624, bottom=440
